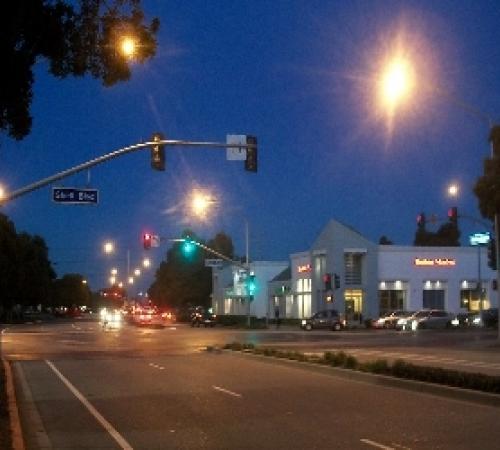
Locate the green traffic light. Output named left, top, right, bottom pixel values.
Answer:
left=182, top=238, right=196, bottom=256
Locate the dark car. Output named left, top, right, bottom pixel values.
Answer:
left=301, top=309, right=346, bottom=331
left=191, top=307, right=217, bottom=327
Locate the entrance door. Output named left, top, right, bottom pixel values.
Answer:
left=344, top=289, right=363, bottom=322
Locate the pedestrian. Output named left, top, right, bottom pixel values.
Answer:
left=274, top=306, right=280, bottom=329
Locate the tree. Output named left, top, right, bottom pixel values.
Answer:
left=51, top=274, right=91, bottom=307
left=378, top=236, right=393, bottom=245
left=0, top=213, right=56, bottom=320
left=474, top=126, right=500, bottom=220
left=413, top=221, right=460, bottom=246
left=0, top=0, right=159, bottom=140
left=207, top=232, right=234, bottom=259
left=148, top=231, right=235, bottom=311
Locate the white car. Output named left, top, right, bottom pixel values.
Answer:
left=396, top=309, right=453, bottom=330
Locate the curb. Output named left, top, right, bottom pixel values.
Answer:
left=221, top=349, right=500, bottom=408
left=2, top=359, right=25, bottom=450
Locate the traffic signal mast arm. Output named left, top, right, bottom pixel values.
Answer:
left=173, top=238, right=248, bottom=271
left=0, top=135, right=258, bottom=205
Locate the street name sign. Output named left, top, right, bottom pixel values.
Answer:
left=226, top=134, right=247, bottom=160
left=469, top=232, right=491, bottom=246
left=205, top=258, right=224, bottom=268
left=52, top=187, right=99, bottom=205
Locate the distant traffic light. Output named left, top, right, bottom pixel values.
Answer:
left=143, top=233, right=152, bottom=250
left=245, top=135, right=258, bottom=172
left=488, top=238, right=497, bottom=270
left=181, top=237, right=197, bottom=257
left=247, top=273, right=257, bottom=295
left=416, top=212, right=426, bottom=229
left=150, top=132, right=165, bottom=171
left=323, top=273, right=332, bottom=291
left=448, top=207, right=458, bottom=226
left=334, top=274, right=340, bottom=290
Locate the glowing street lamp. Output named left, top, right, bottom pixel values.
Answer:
left=103, top=241, right=115, bottom=254
left=143, top=258, right=151, bottom=268
left=190, top=190, right=215, bottom=219
left=378, top=55, right=416, bottom=116
left=0, top=185, right=5, bottom=200
left=110, top=268, right=118, bottom=276
left=447, top=183, right=459, bottom=199
left=134, top=268, right=141, bottom=277
left=128, top=276, right=134, bottom=285
left=120, top=36, right=137, bottom=58
left=109, top=276, right=116, bottom=285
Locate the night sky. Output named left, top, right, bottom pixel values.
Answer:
left=1, top=0, right=500, bottom=294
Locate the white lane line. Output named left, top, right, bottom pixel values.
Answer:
left=360, top=438, right=395, bottom=449
left=212, top=385, right=243, bottom=398
left=45, top=360, right=133, bottom=450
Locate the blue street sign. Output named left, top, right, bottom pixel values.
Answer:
left=52, top=187, right=99, bottom=205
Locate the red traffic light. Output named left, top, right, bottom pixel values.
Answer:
left=143, top=233, right=152, bottom=249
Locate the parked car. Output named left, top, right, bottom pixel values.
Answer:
left=373, top=310, right=413, bottom=329
left=191, top=307, right=217, bottom=327
left=301, top=309, right=346, bottom=331
left=450, top=312, right=482, bottom=328
left=396, top=309, right=453, bottom=330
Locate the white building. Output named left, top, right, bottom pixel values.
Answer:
left=212, top=261, right=288, bottom=318
left=280, top=220, right=497, bottom=320
left=213, top=219, right=498, bottom=320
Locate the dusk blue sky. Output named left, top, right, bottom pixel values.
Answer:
left=2, top=0, right=500, bottom=293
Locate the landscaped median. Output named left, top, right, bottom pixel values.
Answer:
left=220, top=342, right=500, bottom=397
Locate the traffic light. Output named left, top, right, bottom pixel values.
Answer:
left=182, top=237, right=196, bottom=257
left=150, top=132, right=165, bottom=171
left=488, top=238, right=497, bottom=270
left=323, top=273, right=332, bottom=291
left=245, top=135, right=258, bottom=172
left=416, top=212, right=426, bottom=229
left=247, top=273, right=257, bottom=295
left=448, top=207, right=458, bottom=226
left=143, top=233, right=152, bottom=250
left=334, top=273, right=340, bottom=289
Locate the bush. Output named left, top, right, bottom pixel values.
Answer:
left=224, top=343, right=500, bottom=395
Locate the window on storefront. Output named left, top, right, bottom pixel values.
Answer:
left=285, top=295, right=294, bottom=318
left=378, top=290, right=406, bottom=315
left=296, top=277, right=311, bottom=318
left=422, top=290, right=445, bottom=309
left=344, top=253, right=362, bottom=285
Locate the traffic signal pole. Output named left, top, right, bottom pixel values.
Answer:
left=0, top=136, right=258, bottom=205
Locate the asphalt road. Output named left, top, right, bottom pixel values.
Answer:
left=2, top=319, right=500, bottom=449
left=2, top=319, right=500, bottom=375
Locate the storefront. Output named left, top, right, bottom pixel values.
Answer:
left=284, top=220, right=497, bottom=321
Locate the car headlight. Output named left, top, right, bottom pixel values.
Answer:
left=473, top=316, right=481, bottom=325
left=451, top=318, right=459, bottom=326
left=301, top=319, right=306, bottom=325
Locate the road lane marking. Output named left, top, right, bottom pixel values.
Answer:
left=148, top=363, right=165, bottom=370
left=45, top=360, right=133, bottom=450
left=212, top=385, right=242, bottom=398
left=360, top=438, right=395, bottom=449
